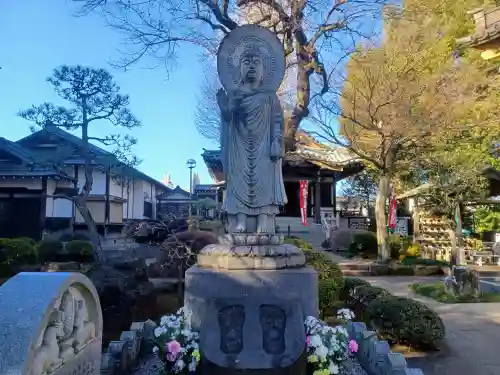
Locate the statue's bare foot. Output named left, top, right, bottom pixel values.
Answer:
left=235, top=213, right=246, bottom=233
left=257, top=214, right=268, bottom=233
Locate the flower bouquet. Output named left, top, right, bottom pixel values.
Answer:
left=304, top=308, right=358, bottom=375
left=153, top=308, right=201, bottom=375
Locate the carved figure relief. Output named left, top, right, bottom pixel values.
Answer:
left=31, top=311, right=65, bottom=375
left=218, top=305, right=245, bottom=354
left=259, top=304, right=286, bottom=355
left=71, top=299, right=96, bottom=352
left=59, top=292, right=76, bottom=361
left=31, top=287, right=98, bottom=375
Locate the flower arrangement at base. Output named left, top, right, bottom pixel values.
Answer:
left=152, top=307, right=359, bottom=375
left=153, top=308, right=201, bottom=375
left=305, top=308, right=358, bottom=375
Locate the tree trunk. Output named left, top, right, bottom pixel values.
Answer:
left=75, top=196, right=103, bottom=263
left=375, top=173, right=390, bottom=260
left=79, top=111, right=104, bottom=264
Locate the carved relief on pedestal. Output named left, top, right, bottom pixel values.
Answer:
left=29, top=285, right=100, bottom=375
left=31, top=310, right=65, bottom=375
left=71, top=299, right=96, bottom=352
left=218, top=305, right=245, bottom=354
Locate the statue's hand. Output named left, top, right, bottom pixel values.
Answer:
left=270, top=137, right=283, bottom=161
left=217, top=88, right=230, bottom=121
left=228, top=89, right=244, bottom=112
left=216, top=88, right=228, bottom=109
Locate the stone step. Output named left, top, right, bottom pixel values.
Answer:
left=341, top=269, right=372, bottom=276
left=338, top=263, right=372, bottom=271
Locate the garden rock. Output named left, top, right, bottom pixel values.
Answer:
left=414, top=265, right=440, bottom=276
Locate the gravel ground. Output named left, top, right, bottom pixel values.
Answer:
left=132, top=355, right=368, bottom=375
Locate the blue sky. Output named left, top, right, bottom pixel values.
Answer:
left=0, top=0, right=216, bottom=189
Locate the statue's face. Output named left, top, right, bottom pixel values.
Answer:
left=240, top=53, right=263, bottom=85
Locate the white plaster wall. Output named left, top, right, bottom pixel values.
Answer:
left=132, top=179, right=144, bottom=219
left=76, top=168, right=106, bottom=194
left=109, top=176, right=124, bottom=197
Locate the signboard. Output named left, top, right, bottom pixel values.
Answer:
left=394, top=217, right=409, bottom=236
left=299, top=180, right=308, bottom=226
left=348, top=217, right=369, bottom=230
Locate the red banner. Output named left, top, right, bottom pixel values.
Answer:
left=388, top=185, right=397, bottom=231
left=299, top=180, right=309, bottom=226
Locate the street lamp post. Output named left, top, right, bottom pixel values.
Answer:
left=186, top=159, right=197, bottom=224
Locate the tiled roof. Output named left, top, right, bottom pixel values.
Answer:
left=0, top=137, right=73, bottom=179
left=17, top=127, right=169, bottom=189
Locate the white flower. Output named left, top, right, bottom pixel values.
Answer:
left=188, top=359, right=197, bottom=372
left=160, top=315, right=170, bottom=326
left=329, top=362, right=340, bottom=374
left=337, top=308, right=355, bottom=321
left=152, top=346, right=159, bottom=354
left=175, top=359, right=185, bottom=371
left=315, top=344, right=328, bottom=357
left=154, top=326, right=166, bottom=338
left=309, top=335, right=322, bottom=347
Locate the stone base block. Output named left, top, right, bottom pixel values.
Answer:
left=184, top=265, right=318, bottom=371
left=198, top=244, right=305, bottom=269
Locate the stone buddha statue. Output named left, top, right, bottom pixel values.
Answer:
left=217, top=41, right=287, bottom=234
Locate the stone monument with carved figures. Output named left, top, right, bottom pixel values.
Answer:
left=184, top=24, right=318, bottom=375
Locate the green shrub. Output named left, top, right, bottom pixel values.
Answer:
left=284, top=237, right=313, bottom=250
left=367, top=295, right=445, bottom=348
left=0, top=261, right=14, bottom=278
left=406, top=243, right=421, bottom=257
left=318, top=279, right=344, bottom=318
left=66, top=240, right=95, bottom=263
left=16, top=237, right=37, bottom=247
left=303, top=249, right=343, bottom=283
left=401, top=256, right=448, bottom=267
left=348, top=232, right=378, bottom=255
left=340, top=277, right=371, bottom=302
left=350, top=285, right=391, bottom=307
left=37, top=239, right=64, bottom=262
left=388, top=235, right=412, bottom=259
left=0, top=238, right=37, bottom=264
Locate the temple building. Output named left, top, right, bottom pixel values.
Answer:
left=201, top=130, right=364, bottom=223
left=457, top=7, right=500, bottom=60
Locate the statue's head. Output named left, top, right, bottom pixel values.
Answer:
left=239, top=45, right=264, bottom=86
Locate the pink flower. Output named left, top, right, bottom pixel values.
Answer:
left=166, top=353, right=176, bottom=362
left=165, top=340, right=182, bottom=357
left=348, top=340, right=359, bottom=353
left=305, top=336, right=311, bottom=346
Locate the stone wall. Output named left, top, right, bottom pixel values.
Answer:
left=348, top=322, right=425, bottom=375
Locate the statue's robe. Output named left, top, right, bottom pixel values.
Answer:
left=221, top=90, right=287, bottom=216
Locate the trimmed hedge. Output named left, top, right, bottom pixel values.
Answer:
left=66, top=240, right=94, bottom=263
left=285, top=237, right=344, bottom=318
left=0, top=238, right=37, bottom=265
left=367, top=295, right=445, bottom=349
left=340, top=277, right=371, bottom=303
left=36, top=239, right=64, bottom=262
left=348, top=232, right=378, bottom=256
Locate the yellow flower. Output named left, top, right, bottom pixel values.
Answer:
left=308, top=355, right=318, bottom=363
left=192, top=350, right=200, bottom=361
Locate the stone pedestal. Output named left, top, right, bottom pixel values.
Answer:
left=184, top=241, right=317, bottom=375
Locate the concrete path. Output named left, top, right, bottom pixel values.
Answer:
left=360, top=276, right=500, bottom=375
